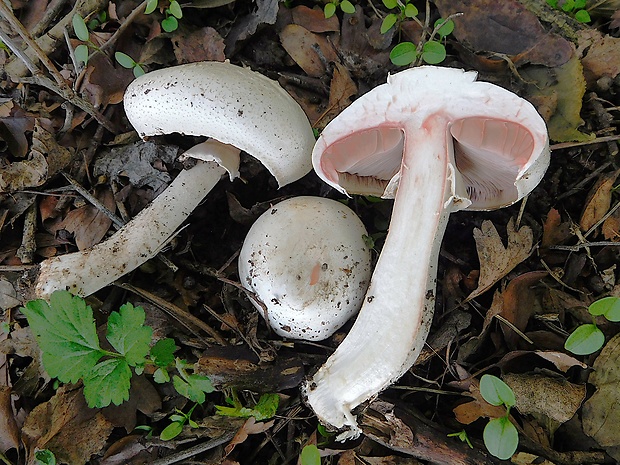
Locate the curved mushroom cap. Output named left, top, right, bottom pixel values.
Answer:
left=124, top=61, right=315, bottom=187
left=312, top=66, right=550, bottom=210
left=238, top=196, right=372, bottom=341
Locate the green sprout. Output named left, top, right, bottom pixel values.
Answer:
left=564, top=296, right=620, bottom=355
left=324, top=0, right=355, bottom=18
left=145, top=0, right=184, bottom=32
left=546, top=0, right=591, bottom=22
left=160, top=404, right=199, bottom=441
left=479, top=374, right=519, bottom=460
left=115, top=51, right=146, bottom=77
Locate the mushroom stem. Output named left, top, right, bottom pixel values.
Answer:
left=303, top=121, right=454, bottom=440
left=32, top=140, right=240, bottom=299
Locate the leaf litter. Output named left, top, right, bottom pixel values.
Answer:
left=1, top=0, right=620, bottom=463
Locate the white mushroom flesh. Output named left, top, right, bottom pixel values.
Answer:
left=303, top=66, right=550, bottom=440
left=238, top=196, right=372, bottom=341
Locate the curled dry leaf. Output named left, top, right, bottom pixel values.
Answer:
left=466, top=218, right=535, bottom=302
left=172, top=27, right=226, bottom=63
left=583, top=332, right=620, bottom=447
left=290, top=4, right=340, bottom=33
left=503, top=373, right=586, bottom=425
left=0, top=387, right=19, bottom=453
left=522, top=56, right=593, bottom=143
left=279, top=24, right=339, bottom=77
left=21, top=385, right=114, bottom=465
left=434, top=0, right=573, bottom=66
left=58, top=187, right=116, bottom=250
left=579, top=169, right=620, bottom=232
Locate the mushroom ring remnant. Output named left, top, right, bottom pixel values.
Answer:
left=239, top=196, right=372, bottom=341
left=304, top=65, right=550, bottom=440
left=27, top=61, right=314, bottom=300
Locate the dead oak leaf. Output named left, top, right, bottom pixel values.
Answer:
left=583, top=332, right=620, bottom=447
left=466, top=218, right=534, bottom=301
left=580, top=169, right=620, bottom=232
left=225, top=417, right=275, bottom=456
left=22, top=385, right=113, bottom=465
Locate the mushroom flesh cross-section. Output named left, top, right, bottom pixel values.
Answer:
left=303, top=66, right=550, bottom=440
left=27, top=61, right=315, bottom=300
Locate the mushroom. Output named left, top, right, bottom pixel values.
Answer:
left=29, top=62, right=315, bottom=299
left=302, top=66, right=550, bottom=439
left=238, top=196, right=372, bottom=341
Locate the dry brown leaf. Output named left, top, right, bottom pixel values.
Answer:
left=583, top=332, right=620, bottom=447
left=602, top=206, right=620, bottom=241
left=22, top=385, right=114, bottom=465
left=522, top=56, right=593, bottom=143
left=498, top=271, right=547, bottom=349
left=453, top=379, right=507, bottom=424
left=172, top=27, right=226, bottom=63
left=225, top=417, right=275, bottom=456
left=504, top=373, right=585, bottom=425
left=542, top=208, right=573, bottom=247
left=279, top=24, right=338, bottom=77
left=57, top=187, right=116, bottom=250
left=580, top=170, right=620, bottom=232
left=581, top=34, right=620, bottom=85
left=0, top=386, right=19, bottom=453
left=315, top=62, right=357, bottom=129
left=290, top=4, right=340, bottom=32
left=434, top=0, right=573, bottom=66
left=466, top=218, right=534, bottom=301
left=511, top=452, right=556, bottom=465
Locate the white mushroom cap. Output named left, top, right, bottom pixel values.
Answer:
left=238, top=196, right=372, bottom=341
left=124, top=61, right=315, bottom=187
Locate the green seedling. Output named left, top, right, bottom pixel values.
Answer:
left=216, top=391, right=280, bottom=421
left=21, top=290, right=213, bottom=408
left=447, top=429, right=473, bottom=448
left=300, top=444, right=321, bottom=465
left=323, top=0, right=355, bottom=19
left=388, top=14, right=455, bottom=66
left=145, top=0, right=183, bottom=32
left=115, top=51, right=146, bottom=77
left=479, top=374, right=519, bottom=460
left=72, top=14, right=93, bottom=66
left=564, top=296, right=620, bottom=355
left=160, top=404, right=199, bottom=440
left=34, top=450, right=57, bottom=465
left=546, top=0, right=591, bottom=22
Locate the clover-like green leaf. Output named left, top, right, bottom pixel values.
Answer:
left=389, top=41, right=417, bottom=66
left=480, top=374, right=516, bottom=407
left=484, top=417, right=518, bottom=460
left=72, top=14, right=90, bottom=41
left=589, top=296, right=620, bottom=321
left=421, top=41, right=446, bottom=64
left=565, top=324, right=605, bottom=355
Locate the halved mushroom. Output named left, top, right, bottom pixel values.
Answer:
left=28, top=62, right=315, bottom=299
left=238, top=196, right=372, bottom=341
left=303, top=66, right=550, bottom=439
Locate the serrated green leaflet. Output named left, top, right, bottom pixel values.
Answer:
left=151, top=338, right=177, bottom=367
left=21, top=291, right=104, bottom=383
left=107, top=303, right=152, bottom=366
left=173, top=373, right=214, bottom=404
left=83, top=358, right=132, bottom=408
